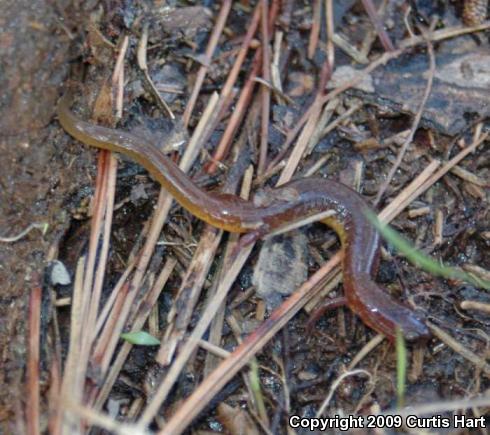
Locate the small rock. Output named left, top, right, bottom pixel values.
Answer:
left=50, top=260, right=71, bottom=286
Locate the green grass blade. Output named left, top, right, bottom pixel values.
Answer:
left=121, top=330, right=160, bottom=346
left=366, top=211, right=490, bottom=291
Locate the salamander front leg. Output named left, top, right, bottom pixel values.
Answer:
left=230, top=224, right=271, bottom=258
left=306, top=296, right=348, bottom=332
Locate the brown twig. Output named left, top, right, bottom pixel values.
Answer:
left=374, top=32, right=436, bottom=205
left=207, top=0, right=280, bottom=174
left=0, top=222, right=47, bottom=243
left=308, top=0, right=322, bottom=59
left=325, top=0, right=335, bottom=71
left=258, top=0, right=271, bottom=175
left=81, top=48, right=128, bottom=398
left=137, top=25, right=174, bottom=119
left=206, top=54, right=261, bottom=174
left=156, top=225, right=223, bottom=365
left=195, top=2, right=261, bottom=157
left=428, top=323, right=490, bottom=375
left=276, top=96, right=324, bottom=184
left=93, top=258, right=176, bottom=411
left=182, top=0, right=232, bottom=126
left=26, top=278, right=42, bottom=435
left=59, top=256, right=86, bottom=433
left=93, top=257, right=137, bottom=337
left=139, top=225, right=257, bottom=428
left=361, top=0, right=395, bottom=51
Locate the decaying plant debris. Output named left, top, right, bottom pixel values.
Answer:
left=1, top=1, right=489, bottom=434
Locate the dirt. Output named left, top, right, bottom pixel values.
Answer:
left=0, top=0, right=91, bottom=428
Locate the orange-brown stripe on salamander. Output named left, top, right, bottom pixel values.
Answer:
left=57, top=94, right=430, bottom=341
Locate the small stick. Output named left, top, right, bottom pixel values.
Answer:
left=276, top=96, right=324, bottom=184
left=462, top=264, right=490, bottom=282
left=207, top=1, right=280, bottom=173
left=460, top=300, right=490, bottom=314
left=347, top=335, right=385, bottom=370
left=408, top=206, right=431, bottom=218
left=316, top=369, right=372, bottom=417
left=270, top=30, right=284, bottom=101
left=331, top=32, right=368, bottom=64
left=207, top=48, right=262, bottom=174
left=59, top=257, right=86, bottom=433
left=111, top=35, right=129, bottom=119
left=26, top=278, right=42, bottom=435
left=308, top=0, right=322, bottom=59
left=321, top=100, right=362, bottom=137
left=93, top=257, right=137, bottom=336
left=428, top=322, right=490, bottom=375
left=219, top=3, right=261, bottom=102
left=91, top=282, right=130, bottom=370
left=433, top=208, right=444, bottom=246
left=305, top=98, right=339, bottom=155
left=361, top=0, right=395, bottom=51
left=139, top=233, right=256, bottom=427
left=399, top=20, right=490, bottom=48
left=182, top=0, right=232, bottom=126
left=378, top=160, right=440, bottom=223
left=199, top=339, right=230, bottom=359
left=258, top=0, right=271, bottom=175
left=450, top=165, right=489, bottom=187
left=325, top=0, right=335, bottom=72
left=0, top=222, right=47, bottom=243
left=92, top=258, right=177, bottom=412
left=374, top=34, right=435, bottom=205
left=137, top=24, right=174, bottom=119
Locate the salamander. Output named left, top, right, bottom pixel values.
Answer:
left=57, top=94, right=430, bottom=341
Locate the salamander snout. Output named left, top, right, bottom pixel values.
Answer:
left=400, top=314, right=431, bottom=341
